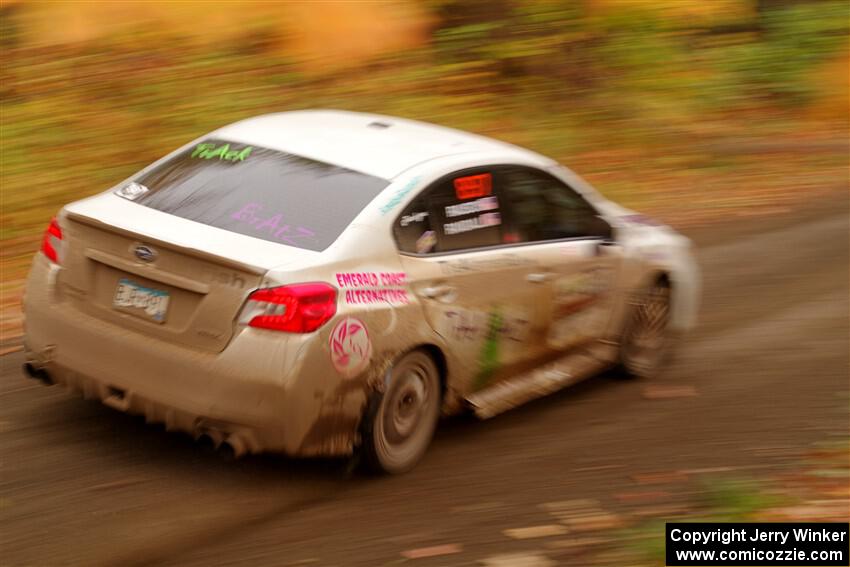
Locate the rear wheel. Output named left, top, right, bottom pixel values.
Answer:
left=361, top=350, right=441, bottom=474
left=620, top=279, right=672, bottom=378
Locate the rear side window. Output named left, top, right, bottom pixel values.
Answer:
left=130, top=139, right=389, bottom=251
left=393, top=169, right=503, bottom=254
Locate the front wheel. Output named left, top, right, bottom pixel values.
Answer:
left=360, top=350, right=441, bottom=474
left=619, top=279, right=672, bottom=378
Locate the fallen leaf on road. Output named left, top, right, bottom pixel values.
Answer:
left=571, top=464, right=624, bottom=473
left=478, top=551, right=556, bottom=567
left=538, top=499, right=600, bottom=513
left=86, top=477, right=150, bottom=492
left=613, top=490, right=672, bottom=504
left=806, top=468, right=850, bottom=479
left=770, top=501, right=850, bottom=521
left=503, top=525, right=568, bottom=539
left=642, top=385, right=698, bottom=399
left=679, top=466, right=736, bottom=475
left=401, top=544, right=462, bottom=559
left=822, top=485, right=850, bottom=498
left=451, top=501, right=505, bottom=514
left=631, top=471, right=689, bottom=485
left=545, top=536, right=610, bottom=551
left=630, top=505, right=692, bottom=518
left=560, top=512, right=624, bottom=532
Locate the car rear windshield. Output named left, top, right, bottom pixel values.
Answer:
left=131, top=139, right=389, bottom=251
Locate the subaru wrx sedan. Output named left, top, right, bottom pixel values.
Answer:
left=23, top=110, right=699, bottom=473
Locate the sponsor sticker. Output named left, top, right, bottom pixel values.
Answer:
left=329, top=317, right=372, bottom=378
left=415, top=230, right=437, bottom=254
left=443, top=212, right=501, bottom=235
left=335, top=272, right=409, bottom=305
left=445, top=196, right=499, bottom=218
left=379, top=176, right=421, bottom=215
left=400, top=211, right=429, bottom=227
left=454, top=173, right=492, bottom=200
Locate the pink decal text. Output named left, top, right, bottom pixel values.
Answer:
left=335, top=271, right=409, bottom=305
left=230, top=202, right=316, bottom=246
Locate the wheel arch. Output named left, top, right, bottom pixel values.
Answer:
left=417, top=343, right=448, bottom=396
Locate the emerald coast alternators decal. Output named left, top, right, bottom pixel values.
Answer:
left=191, top=143, right=253, bottom=162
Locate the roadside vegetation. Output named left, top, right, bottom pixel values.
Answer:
left=1, top=0, right=848, bottom=346
left=615, top=439, right=850, bottom=565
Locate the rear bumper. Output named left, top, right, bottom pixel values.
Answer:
left=22, top=255, right=367, bottom=457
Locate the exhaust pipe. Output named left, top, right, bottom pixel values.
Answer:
left=218, top=441, right=236, bottom=461
left=23, top=363, right=53, bottom=385
left=23, top=363, right=37, bottom=378
left=219, top=435, right=248, bottom=461
left=193, top=424, right=248, bottom=460
left=196, top=433, right=218, bottom=453
left=195, top=429, right=224, bottom=451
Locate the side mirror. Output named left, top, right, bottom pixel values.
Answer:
left=588, top=215, right=614, bottom=241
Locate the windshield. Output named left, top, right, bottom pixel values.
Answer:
left=129, top=139, right=389, bottom=251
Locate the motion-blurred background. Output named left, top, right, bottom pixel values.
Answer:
left=0, top=2, right=848, bottom=565
left=1, top=0, right=848, bottom=348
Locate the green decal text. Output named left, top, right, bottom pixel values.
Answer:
left=191, top=143, right=252, bottom=162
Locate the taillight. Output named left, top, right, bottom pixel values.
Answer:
left=239, top=283, right=337, bottom=333
left=40, top=217, right=63, bottom=264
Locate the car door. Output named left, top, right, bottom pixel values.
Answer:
left=394, top=167, right=551, bottom=395
left=497, top=166, right=623, bottom=352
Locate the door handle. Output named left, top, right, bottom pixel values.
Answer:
left=526, top=272, right=554, bottom=283
left=596, top=238, right=619, bottom=255
left=421, top=285, right=456, bottom=300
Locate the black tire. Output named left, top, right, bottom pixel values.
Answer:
left=619, top=279, right=672, bottom=378
left=360, top=349, right=441, bottom=474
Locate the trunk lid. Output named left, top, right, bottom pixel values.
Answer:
left=57, top=195, right=317, bottom=353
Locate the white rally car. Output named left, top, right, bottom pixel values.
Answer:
left=23, top=110, right=699, bottom=473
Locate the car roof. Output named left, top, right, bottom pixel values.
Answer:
left=213, top=109, right=553, bottom=180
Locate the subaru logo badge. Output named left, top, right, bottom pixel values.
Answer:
left=134, top=245, right=157, bottom=263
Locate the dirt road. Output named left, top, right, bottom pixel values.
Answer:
left=1, top=197, right=848, bottom=566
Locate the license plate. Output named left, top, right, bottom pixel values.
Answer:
left=113, top=278, right=169, bottom=323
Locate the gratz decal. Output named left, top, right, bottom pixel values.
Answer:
left=329, top=317, right=372, bottom=378
left=230, top=202, right=317, bottom=246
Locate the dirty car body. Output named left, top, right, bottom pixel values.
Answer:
left=23, top=110, right=700, bottom=472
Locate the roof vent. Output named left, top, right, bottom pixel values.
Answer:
left=367, top=121, right=392, bottom=130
